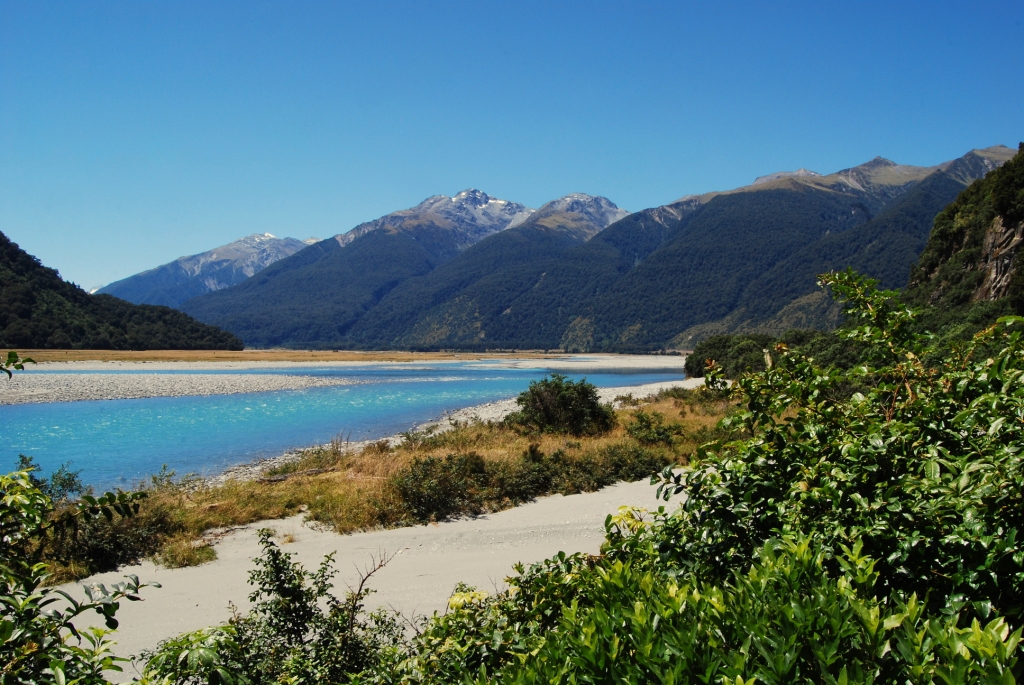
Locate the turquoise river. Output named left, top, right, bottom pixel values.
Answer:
left=0, top=360, right=686, bottom=489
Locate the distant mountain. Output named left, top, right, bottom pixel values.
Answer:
left=346, top=194, right=629, bottom=348
left=0, top=231, right=242, bottom=350
left=97, top=233, right=318, bottom=308
left=667, top=148, right=1015, bottom=345
left=180, top=190, right=534, bottom=347
left=334, top=189, right=534, bottom=249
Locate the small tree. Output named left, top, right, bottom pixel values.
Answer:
left=505, top=374, right=615, bottom=436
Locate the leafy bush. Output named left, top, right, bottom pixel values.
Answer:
left=142, top=531, right=403, bottom=685
left=390, top=443, right=670, bottom=524
left=624, top=410, right=678, bottom=445
left=504, top=374, right=615, bottom=436
left=0, top=467, right=155, bottom=684
left=393, top=453, right=487, bottom=522
left=684, top=333, right=775, bottom=378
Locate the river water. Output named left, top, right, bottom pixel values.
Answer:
left=0, top=360, right=685, bottom=489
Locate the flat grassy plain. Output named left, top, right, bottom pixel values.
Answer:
left=46, top=387, right=735, bottom=582
left=17, top=349, right=562, bottom=363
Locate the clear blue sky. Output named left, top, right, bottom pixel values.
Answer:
left=1, top=1, right=1021, bottom=289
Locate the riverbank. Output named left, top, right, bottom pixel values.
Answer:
left=0, top=372, right=360, bottom=405
left=14, top=348, right=615, bottom=363
left=204, top=378, right=702, bottom=485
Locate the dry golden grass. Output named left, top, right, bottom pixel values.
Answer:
left=141, top=392, right=736, bottom=541
left=18, top=349, right=562, bottom=363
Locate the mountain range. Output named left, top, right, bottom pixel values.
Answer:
left=113, top=144, right=1017, bottom=351
left=97, top=233, right=319, bottom=308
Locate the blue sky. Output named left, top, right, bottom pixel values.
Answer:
left=1, top=1, right=1021, bottom=289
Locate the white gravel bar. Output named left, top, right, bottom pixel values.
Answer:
left=0, top=373, right=357, bottom=405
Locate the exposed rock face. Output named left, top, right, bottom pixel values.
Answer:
left=975, top=216, right=1024, bottom=301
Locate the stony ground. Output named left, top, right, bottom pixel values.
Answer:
left=0, top=372, right=357, bottom=405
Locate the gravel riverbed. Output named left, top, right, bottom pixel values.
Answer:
left=0, top=373, right=357, bottom=405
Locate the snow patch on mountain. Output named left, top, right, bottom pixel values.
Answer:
left=333, top=189, right=534, bottom=249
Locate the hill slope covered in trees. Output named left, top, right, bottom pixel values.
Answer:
left=180, top=190, right=538, bottom=348
left=176, top=146, right=1013, bottom=351
left=0, top=231, right=243, bottom=350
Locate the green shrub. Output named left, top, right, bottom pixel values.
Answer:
left=504, top=373, right=615, bottom=436
left=0, top=467, right=154, bottom=684
left=368, top=272, right=1024, bottom=684
left=142, top=531, right=403, bottom=685
left=624, top=410, right=678, bottom=445
left=389, top=442, right=670, bottom=525
left=392, top=453, right=487, bottom=522
left=395, top=537, right=1020, bottom=684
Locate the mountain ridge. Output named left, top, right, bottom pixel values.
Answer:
left=98, top=233, right=318, bottom=308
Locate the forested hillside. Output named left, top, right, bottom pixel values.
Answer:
left=686, top=142, right=1024, bottom=379
left=0, top=232, right=242, bottom=350
left=346, top=195, right=632, bottom=348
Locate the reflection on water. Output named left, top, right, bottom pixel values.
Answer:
left=0, top=361, right=685, bottom=489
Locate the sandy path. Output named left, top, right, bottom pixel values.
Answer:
left=65, top=478, right=675, bottom=680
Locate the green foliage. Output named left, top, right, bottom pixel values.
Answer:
left=142, top=531, right=403, bottom=685
left=0, top=232, right=242, bottom=350
left=0, top=469, right=156, bottom=684
left=357, top=271, right=1024, bottom=683
left=504, top=374, right=615, bottom=436
left=393, top=453, right=487, bottom=522
left=992, top=142, right=1024, bottom=227
left=624, top=410, right=678, bottom=445
left=0, top=351, right=33, bottom=379
left=391, top=442, right=669, bottom=524
left=685, top=333, right=775, bottom=378
left=909, top=144, right=1024, bottom=313
left=16, top=455, right=84, bottom=503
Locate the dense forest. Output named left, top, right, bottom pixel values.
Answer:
left=0, top=232, right=242, bottom=350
